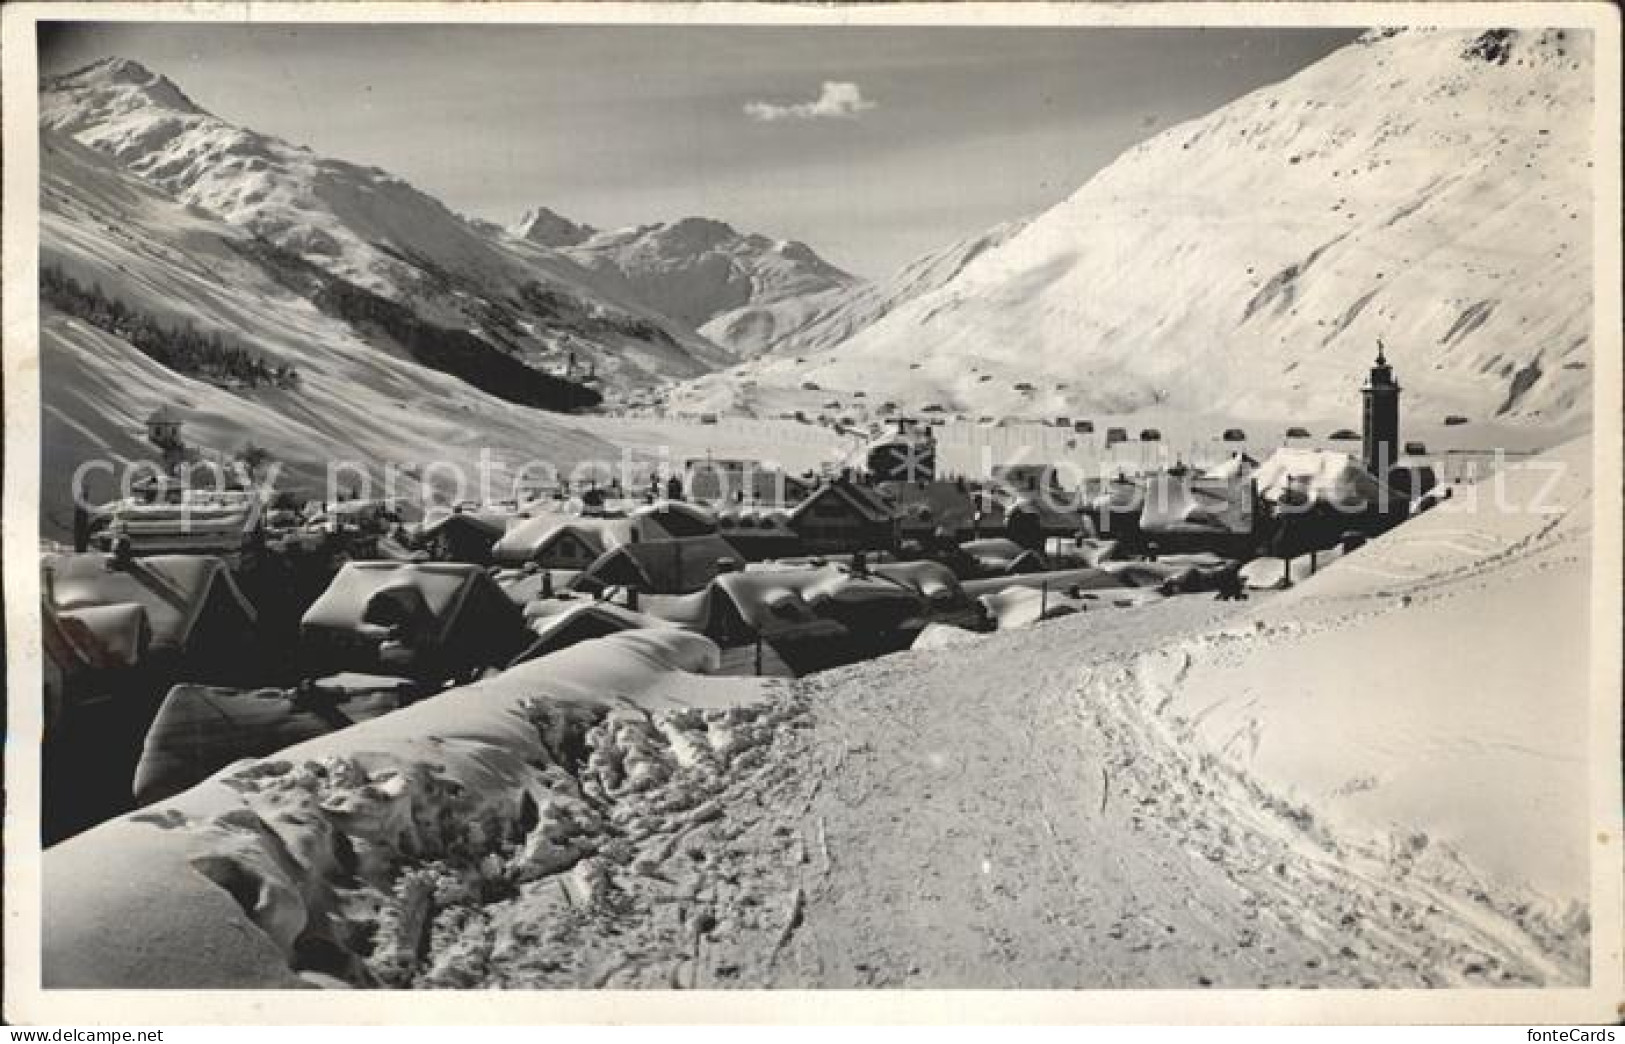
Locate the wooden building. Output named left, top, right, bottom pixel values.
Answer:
left=787, top=478, right=900, bottom=554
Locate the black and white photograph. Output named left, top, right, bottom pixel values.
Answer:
left=3, top=0, right=1620, bottom=1023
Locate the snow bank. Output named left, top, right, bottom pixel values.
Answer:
left=910, top=622, right=988, bottom=650
left=1152, top=438, right=1594, bottom=958
left=1238, top=545, right=1347, bottom=589
left=43, top=628, right=784, bottom=987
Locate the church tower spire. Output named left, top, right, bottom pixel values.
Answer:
left=1362, top=339, right=1401, bottom=478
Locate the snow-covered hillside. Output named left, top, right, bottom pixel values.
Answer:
left=730, top=29, right=1595, bottom=428
left=38, top=130, right=620, bottom=539
left=696, top=218, right=1031, bottom=360
left=558, top=216, right=859, bottom=348
left=40, top=58, right=725, bottom=385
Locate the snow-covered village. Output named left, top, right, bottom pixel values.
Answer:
left=8, top=11, right=1617, bottom=1013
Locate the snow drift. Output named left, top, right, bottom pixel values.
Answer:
left=42, top=629, right=785, bottom=988
left=1151, top=436, right=1595, bottom=972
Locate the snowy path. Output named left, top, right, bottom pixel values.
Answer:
left=411, top=589, right=1580, bottom=989
left=758, top=602, right=1577, bottom=988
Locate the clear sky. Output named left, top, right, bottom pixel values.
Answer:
left=39, top=22, right=1359, bottom=278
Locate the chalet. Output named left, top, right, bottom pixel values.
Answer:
left=881, top=480, right=1004, bottom=542
left=715, top=508, right=803, bottom=560
left=300, top=561, right=528, bottom=682
left=1251, top=447, right=1406, bottom=555
left=133, top=674, right=417, bottom=805
left=491, top=501, right=714, bottom=568
left=416, top=508, right=508, bottom=565
left=493, top=515, right=637, bottom=570
left=787, top=478, right=900, bottom=554
left=630, top=499, right=718, bottom=536
left=91, top=488, right=265, bottom=562
left=1138, top=474, right=1258, bottom=556
left=42, top=552, right=261, bottom=841
left=572, top=534, right=745, bottom=596
left=511, top=600, right=669, bottom=666
left=637, top=560, right=968, bottom=673
left=44, top=552, right=259, bottom=682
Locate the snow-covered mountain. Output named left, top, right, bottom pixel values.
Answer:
left=40, top=57, right=726, bottom=385
left=694, top=218, right=1032, bottom=361
left=556, top=216, right=860, bottom=347
left=36, top=128, right=628, bottom=540
left=511, top=205, right=596, bottom=248
left=722, top=28, right=1595, bottom=428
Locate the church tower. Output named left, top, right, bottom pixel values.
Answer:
left=1361, top=340, right=1401, bottom=478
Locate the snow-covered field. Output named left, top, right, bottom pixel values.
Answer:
left=39, top=436, right=1603, bottom=994
left=566, top=413, right=847, bottom=476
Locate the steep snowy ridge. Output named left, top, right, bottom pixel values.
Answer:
left=690, top=217, right=1032, bottom=367
left=40, top=58, right=724, bottom=385
left=560, top=216, right=860, bottom=343
left=735, top=29, right=1594, bottom=427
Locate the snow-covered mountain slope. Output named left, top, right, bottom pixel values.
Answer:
left=697, top=218, right=1030, bottom=360
left=40, top=57, right=724, bottom=385
left=558, top=216, right=860, bottom=346
left=37, top=130, right=620, bottom=540
left=733, top=28, right=1595, bottom=428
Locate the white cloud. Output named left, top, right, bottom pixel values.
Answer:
left=744, top=81, right=877, bottom=122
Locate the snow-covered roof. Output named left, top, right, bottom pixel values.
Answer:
left=789, top=479, right=898, bottom=527
left=1140, top=475, right=1255, bottom=536
left=1252, top=447, right=1390, bottom=508
left=300, top=561, right=521, bottom=653
left=43, top=552, right=256, bottom=654
left=492, top=514, right=642, bottom=566
left=575, top=535, right=744, bottom=595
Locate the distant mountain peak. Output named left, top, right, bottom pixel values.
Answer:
left=510, top=206, right=596, bottom=247
left=561, top=216, right=857, bottom=335
left=667, top=215, right=736, bottom=235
